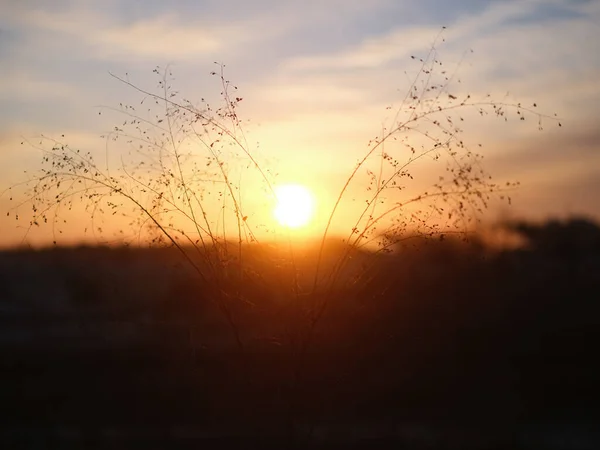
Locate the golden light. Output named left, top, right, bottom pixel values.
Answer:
left=273, top=184, right=315, bottom=228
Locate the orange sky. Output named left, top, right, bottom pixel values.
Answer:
left=1, top=0, right=599, bottom=249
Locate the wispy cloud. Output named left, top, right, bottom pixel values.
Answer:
left=18, top=10, right=234, bottom=60
left=279, top=0, right=586, bottom=73
left=0, top=71, right=79, bottom=101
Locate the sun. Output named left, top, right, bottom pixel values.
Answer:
left=273, top=184, right=315, bottom=228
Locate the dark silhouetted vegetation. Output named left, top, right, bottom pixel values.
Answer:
left=1, top=218, right=599, bottom=448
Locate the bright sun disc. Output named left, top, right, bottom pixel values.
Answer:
left=273, top=184, right=314, bottom=228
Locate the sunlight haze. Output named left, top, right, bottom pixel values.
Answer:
left=274, top=184, right=315, bottom=228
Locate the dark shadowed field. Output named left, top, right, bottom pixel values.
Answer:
left=1, top=218, right=599, bottom=449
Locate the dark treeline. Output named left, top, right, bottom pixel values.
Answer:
left=1, top=217, right=599, bottom=448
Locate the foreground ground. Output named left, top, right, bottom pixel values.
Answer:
left=1, top=218, right=599, bottom=448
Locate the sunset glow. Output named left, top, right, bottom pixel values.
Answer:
left=273, top=184, right=315, bottom=228
left=0, top=1, right=599, bottom=249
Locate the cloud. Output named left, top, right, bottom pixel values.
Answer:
left=18, top=10, right=227, bottom=60
left=84, top=14, right=224, bottom=59
left=283, top=26, right=442, bottom=72
left=0, top=72, right=79, bottom=101
left=2, top=0, right=404, bottom=67
left=274, top=0, right=599, bottom=97
left=279, top=0, right=575, bottom=73
left=259, top=0, right=598, bottom=135
left=11, top=1, right=396, bottom=64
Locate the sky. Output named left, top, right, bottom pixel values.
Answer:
left=1, top=0, right=599, bottom=248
